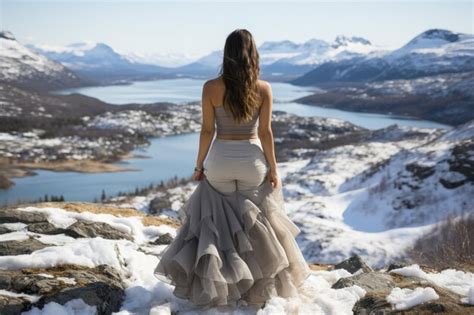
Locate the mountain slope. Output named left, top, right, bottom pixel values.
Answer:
left=341, top=120, right=474, bottom=230
left=0, top=31, right=87, bottom=91
left=282, top=122, right=473, bottom=267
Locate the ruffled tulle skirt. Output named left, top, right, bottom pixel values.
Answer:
left=153, top=177, right=311, bottom=309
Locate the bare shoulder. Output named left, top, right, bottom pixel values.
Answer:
left=203, top=77, right=225, bottom=107
left=205, top=76, right=225, bottom=88
left=258, top=79, right=271, bottom=88
left=203, top=78, right=215, bottom=91
left=257, top=80, right=272, bottom=100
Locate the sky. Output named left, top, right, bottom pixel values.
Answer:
left=2, top=0, right=473, bottom=60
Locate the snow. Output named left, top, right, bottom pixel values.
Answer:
left=259, top=36, right=384, bottom=66
left=85, top=109, right=200, bottom=137
left=110, top=180, right=196, bottom=214
left=0, top=237, right=129, bottom=270
left=258, top=272, right=366, bottom=315
left=1, top=195, right=472, bottom=314
left=196, top=35, right=385, bottom=68
left=0, top=130, right=135, bottom=163
left=367, top=71, right=474, bottom=98
left=110, top=123, right=472, bottom=270
left=0, top=205, right=368, bottom=314
left=390, top=264, right=474, bottom=303
left=0, top=289, right=41, bottom=303
left=390, top=30, right=474, bottom=59
left=16, top=206, right=155, bottom=243
left=118, top=124, right=456, bottom=269
left=0, top=31, right=74, bottom=83
left=461, top=286, right=474, bottom=305
left=124, top=50, right=203, bottom=67
left=22, top=298, right=97, bottom=315
left=31, top=42, right=100, bottom=56
left=386, top=287, right=439, bottom=310
left=0, top=132, right=18, bottom=141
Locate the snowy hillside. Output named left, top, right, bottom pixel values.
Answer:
left=284, top=122, right=473, bottom=267
left=341, top=121, right=474, bottom=229
left=292, top=29, right=474, bottom=85
left=117, top=122, right=473, bottom=269
left=0, top=31, right=85, bottom=91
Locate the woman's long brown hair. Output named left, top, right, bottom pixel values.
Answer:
left=218, top=29, right=261, bottom=124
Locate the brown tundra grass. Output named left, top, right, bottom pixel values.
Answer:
left=408, top=212, right=474, bottom=272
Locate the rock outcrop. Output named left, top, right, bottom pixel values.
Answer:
left=0, top=203, right=471, bottom=314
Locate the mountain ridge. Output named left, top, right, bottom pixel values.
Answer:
left=0, top=31, right=89, bottom=91
left=291, top=28, right=474, bottom=85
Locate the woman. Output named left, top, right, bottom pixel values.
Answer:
left=154, top=29, right=311, bottom=311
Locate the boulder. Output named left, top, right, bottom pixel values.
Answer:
left=64, top=220, right=133, bottom=241
left=0, top=209, right=48, bottom=224
left=332, top=272, right=396, bottom=292
left=0, top=238, right=51, bottom=256
left=27, top=222, right=65, bottom=235
left=334, top=254, right=373, bottom=274
left=0, top=264, right=125, bottom=315
left=151, top=233, right=173, bottom=245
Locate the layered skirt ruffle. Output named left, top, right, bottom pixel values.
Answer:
left=154, top=177, right=311, bottom=308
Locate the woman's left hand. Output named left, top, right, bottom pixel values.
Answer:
left=192, top=170, right=205, bottom=181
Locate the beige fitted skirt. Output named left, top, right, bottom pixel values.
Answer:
left=203, top=138, right=270, bottom=193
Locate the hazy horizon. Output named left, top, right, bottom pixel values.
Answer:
left=2, top=0, right=473, bottom=61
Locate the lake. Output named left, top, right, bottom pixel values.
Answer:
left=2, top=78, right=450, bottom=205
left=55, top=78, right=450, bottom=130
left=1, top=133, right=200, bottom=206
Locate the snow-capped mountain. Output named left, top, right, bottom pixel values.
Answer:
left=29, top=42, right=130, bottom=70
left=0, top=31, right=85, bottom=91
left=192, top=35, right=381, bottom=69
left=177, top=35, right=383, bottom=80
left=389, top=29, right=469, bottom=58
left=28, top=42, right=178, bottom=83
left=264, top=35, right=381, bottom=66
left=291, top=29, right=474, bottom=85
left=123, top=51, right=204, bottom=67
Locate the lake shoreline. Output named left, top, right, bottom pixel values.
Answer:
left=0, top=151, right=143, bottom=190
left=292, top=82, right=471, bottom=127
left=294, top=101, right=453, bottom=128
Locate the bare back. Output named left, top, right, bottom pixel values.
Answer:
left=205, top=76, right=271, bottom=140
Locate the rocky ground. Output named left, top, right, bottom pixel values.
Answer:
left=0, top=202, right=472, bottom=315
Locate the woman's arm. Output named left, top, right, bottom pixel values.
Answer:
left=257, top=81, right=280, bottom=188
left=195, top=81, right=215, bottom=170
